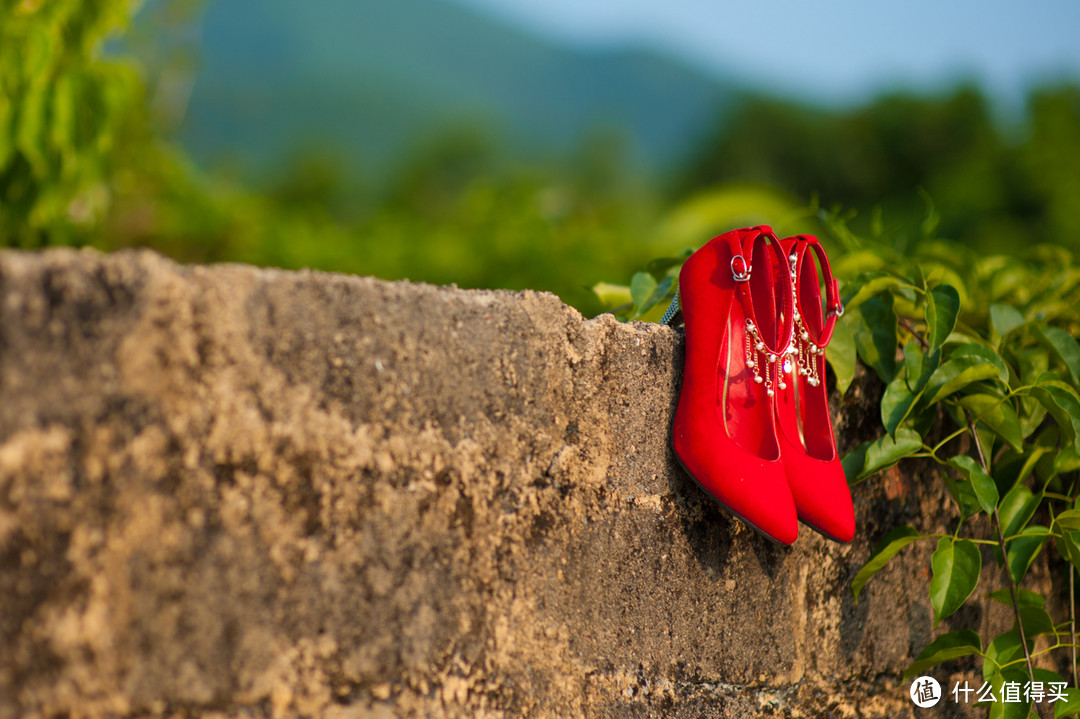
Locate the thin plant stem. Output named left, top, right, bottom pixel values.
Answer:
left=898, top=317, right=929, bottom=349
left=929, top=394, right=1026, bottom=459
left=1072, top=566, right=1078, bottom=689
left=1001, top=643, right=1080, bottom=666
left=967, top=413, right=1047, bottom=719
left=931, top=426, right=970, bottom=455
left=991, top=508, right=1042, bottom=704
left=1003, top=531, right=1054, bottom=542
left=923, top=533, right=996, bottom=546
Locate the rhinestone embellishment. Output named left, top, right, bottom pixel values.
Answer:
left=789, top=252, right=822, bottom=387
left=745, top=319, right=783, bottom=396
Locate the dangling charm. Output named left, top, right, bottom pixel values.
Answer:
left=744, top=318, right=779, bottom=395
left=789, top=253, right=822, bottom=388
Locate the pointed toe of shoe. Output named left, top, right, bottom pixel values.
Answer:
left=801, top=502, right=855, bottom=543
left=763, top=505, right=800, bottom=545
left=674, top=440, right=799, bottom=546
left=722, top=470, right=799, bottom=545
left=785, top=455, right=855, bottom=543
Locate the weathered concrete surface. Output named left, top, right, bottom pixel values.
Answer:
left=0, top=249, right=1012, bottom=718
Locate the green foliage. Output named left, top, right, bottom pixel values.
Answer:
left=680, top=86, right=1080, bottom=257
left=851, top=526, right=921, bottom=602
left=820, top=208, right=1080, bottom=712
left=0, top=0, right=144, bottom=246
left=9, top=0, right=1080, bottom=327
left=596, top=198, right=1080, bottom=712
left=928, top=537, right=980, bottom=621
left=904, top=630, right=982, bottom=681
left=828, top=210, right=1080, bottom=713
left=0, top=1, right=666, bottom=311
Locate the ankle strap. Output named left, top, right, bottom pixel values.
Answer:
left=786, top=234, right=842, bottom=347
left=728, top=226, right=794, bottom=357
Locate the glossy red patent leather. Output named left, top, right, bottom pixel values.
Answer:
left=672, top=226, right=798, bottom=545
left=774, top=235, right=855, bottom=542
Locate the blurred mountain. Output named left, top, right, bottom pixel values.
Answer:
left=167, top=0, right=742, bottom=180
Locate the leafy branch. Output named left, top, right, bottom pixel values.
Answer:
left=831, top=208, right=1080, bottom=717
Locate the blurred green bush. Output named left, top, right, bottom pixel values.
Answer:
left=2, top=0, right=1079, bottom=317
left=680, top=86, right=1080, bottom=253
left=0, top=0, right=143, bottom=245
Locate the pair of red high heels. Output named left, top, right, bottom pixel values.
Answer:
left=669, top=226, right=854, bottom=545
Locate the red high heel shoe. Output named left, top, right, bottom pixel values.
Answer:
left=671, top=226, right=798, bottom=545
left=775, top=235, right=855, bottom=542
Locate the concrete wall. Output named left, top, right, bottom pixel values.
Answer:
left=0, top=249, right=1006, bottom=718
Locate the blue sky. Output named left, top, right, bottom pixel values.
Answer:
left=455, top=0, right=1080, bottom=104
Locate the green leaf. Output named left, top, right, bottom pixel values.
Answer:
left=926, top=284, right=960, bottom=354
left=630, top=272, right=657, bottom=309
left=1031, top=377, right=1080, bottom=454
left=841, top=441, right=869, bottom=485
left=949, top=455, right=999, bottom=514
left=1016, top=346, right=1052, bottom=386
left=987, top=588, right=1045, bottom=608
left=840, top=272, right=903, bottom=311
left=630, top=272, right=673, bottom=318
left=903, top=629, right=982, bottom=681
left=1032, top=425, right=1058, bottom=481
left=999, top=485, right=1042, bottom=539
left=903, top=339, right=928, bottom=380
left=1056, top=448, right=1080, bottom=475
left=958, top=393, right=1024, bottom=452
left=983, top=630, right=1027, bottom=679
left=857, top=427, right=923, bottom=481
left=50, top=73, right=77, bottom=156
left=1016, top=605, right=1056, bottom=638
left=1018, top=670, right=1080, bottom=718
left=15, top=73, right=50, bottom=175
left=638, top=276, right=674, bottom=318
left=987, top=668, right=1035, bottom=719
left=591, top=282, right=631, bottom=311
left=826, top=314, right=857, bottom=397
left=1006, top=525, right=1047, bottom=584
left=645, top=256, right=686, bottom=281
left=1057, top=530, right=1080, bottom=572
left=946, top=340, right=1011, bottom=385
left=944, top=474, right=983, bottom=520
left=994, top=446, right=1051, bottom=496
left=1036, top=325, right=1080, bottom=388
left=921, top=356, right=1004, bottom=406
left=990, top=304, right=1027, bottom=345
left=1019, top=394, right=1049, bottom=441
left=851, top=526, right=921, bottom=602
left=1056, top=509, right=1080, bottom=532
left=1034, top=667, right=1069, bottom=686
left=881, top=374, right=920, bottom=438
left=1055, top=688, right=1080, bottom=717
left=930, top=537, right=982, bottom=624
left=881, top=342, right=936, bottom=437
left=909, top=403, right=938, bottom=439
left=854, top=294, right=898, bottom=383
left=920, top=194, right=942, bottom=238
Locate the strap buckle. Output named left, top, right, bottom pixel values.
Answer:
left=828, top=302, right=845, bottom=318
left=731, top=255, right=751, bottom=282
